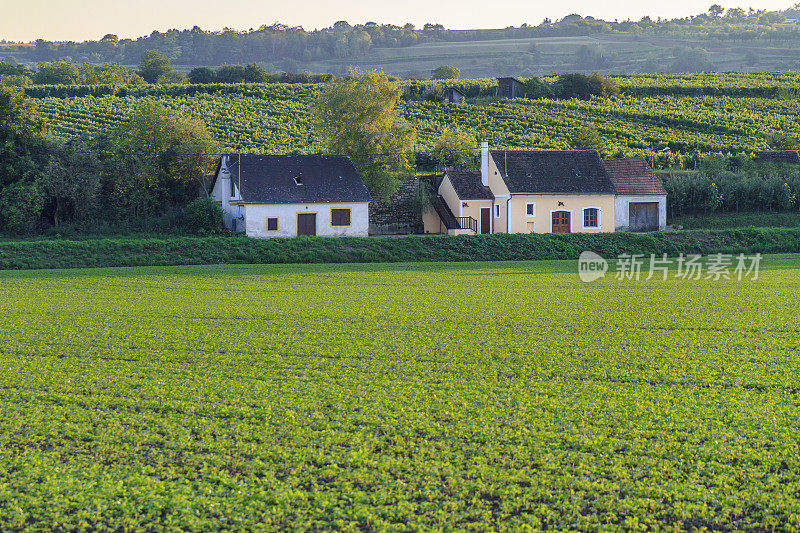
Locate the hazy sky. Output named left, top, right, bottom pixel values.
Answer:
left=2, top=0, right=792, bottom=42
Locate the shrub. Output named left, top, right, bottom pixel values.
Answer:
left=180, top=197, right=223, bottom=234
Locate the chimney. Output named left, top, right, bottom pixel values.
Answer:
left=480, top=141, right=489, bottom=187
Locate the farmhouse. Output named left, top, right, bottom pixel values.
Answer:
left=424, top=144, right=668, bottom=234
left=424, top=143, right=616, bottom=234
left=602, top=157, right=667, bottom=232
left=210, top=154, right=371, bottom=238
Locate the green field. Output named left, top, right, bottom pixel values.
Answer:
left=2, top=257, right=800, bottom=529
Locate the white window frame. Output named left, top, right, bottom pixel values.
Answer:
left=494, top=204, right=500, bottom=218
left=582, top=206, right=602, bottom=229
left=525, top=202, right=536, bottom=217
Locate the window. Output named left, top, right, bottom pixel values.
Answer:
left=331, top=208, right=351, bottom=227
left=230, top=177, right=236, bottom=197
left=266, top=217, right=279, bottom=231
left=584, top=208, right=599, bottom=228
left=494, top=204, right=500, bottom=218
left=294, top=176, right=303, bottom=186
left=525, top=202, right=536, bottom=217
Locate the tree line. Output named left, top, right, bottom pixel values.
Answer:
left=3, top=6, right=800, bottom=68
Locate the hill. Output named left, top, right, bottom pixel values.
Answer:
left=25, top=73, right=800, bottom=167
left=4, top=7, right=800, bottom=76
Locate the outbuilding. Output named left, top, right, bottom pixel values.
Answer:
left=602, top=157, right=667, bottom=232
left=210, top=154, right=372, bottom=238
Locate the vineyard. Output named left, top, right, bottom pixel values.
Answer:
left=2, top=257, right=800, bottom=529
left=28, top=73, right=800, bottom=166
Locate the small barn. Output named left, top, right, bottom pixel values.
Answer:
left=443, top=87, right=465, bottom=104
left=496, top=77, right=526, bottom=99
left=210, top=154, right=372, bottom=238
left=603, top=157, right=667, bottom=232
left=754, top=150, right=800, bottom=164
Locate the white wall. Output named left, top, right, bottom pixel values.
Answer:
left=210, top=157, right=245, bottom=232
left=615, top=195, right=667, bottom=231
left=244, top=202, right=370, bottom=238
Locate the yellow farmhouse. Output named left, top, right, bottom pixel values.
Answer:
left=424, top=143, right=665, bottom=235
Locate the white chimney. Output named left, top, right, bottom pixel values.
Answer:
left=480, top=141, right=489, bottom=187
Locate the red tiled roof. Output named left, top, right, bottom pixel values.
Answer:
left=602, top=157, right=666, bottom=195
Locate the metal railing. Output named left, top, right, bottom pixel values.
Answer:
left=454, top=216, right=478, bottom=233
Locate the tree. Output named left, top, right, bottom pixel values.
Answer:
left=137, top=50, right=173, bottom=83
left=311, top=68, right=416, bottom=198
left=430, top=126, right=477, bottom=169
left=0, top=84, right=45, bottom=146
left=0, top=181, right=43, bottom=234
left=570, top=126, right=608, bottom=154
left=40, top=142, right=101, bottom=226
left=116, top=102, right=221, bottom=200
left=244, top=63, right=268, bottom=82
left=188, top=67, right=216, bottom=84
left=708, top=4, right=724, bottom=17
left=431, top=65, right=460, bottom=80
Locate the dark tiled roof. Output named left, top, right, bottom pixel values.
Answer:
left=602, top=157, right=666, bottom=195
left=446, top=170, right=493, bottom=199
left=490, top=150, right=616, bottom=194
left=754, top=150, right=800, bottom=164
left=222, top=154, right=371, bottom=203
left=496, top=77, right=525, bottom=84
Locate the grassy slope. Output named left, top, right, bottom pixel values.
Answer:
left=306, top=33, right=800, bottom=78
left=0, top=229, right=799, bottom=270
left=1, top=257, right=799, bottom=529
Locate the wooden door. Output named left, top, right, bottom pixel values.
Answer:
left=551, top=211, right=571, bottom=233
left=297, top=213, right=316, bottom=236
left=480, top=207, right=491, bottom=234
left=629, top=202, right=658, bottom=232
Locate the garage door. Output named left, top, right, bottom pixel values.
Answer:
left=629, top=202, right=658, bottom=232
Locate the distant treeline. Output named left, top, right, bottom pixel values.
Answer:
left=3, top=7, right=800, bottom=67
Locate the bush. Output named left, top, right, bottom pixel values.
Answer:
left=0, top=182, right=43, bottom=235
left=180, top=197, right=224, bottom=234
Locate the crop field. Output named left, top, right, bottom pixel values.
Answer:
left=31, top=80, right=800, bottom=158
left=2, top=256, right=800, bottom=530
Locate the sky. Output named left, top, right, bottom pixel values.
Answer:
left=1, top=0, right=792, bottom=42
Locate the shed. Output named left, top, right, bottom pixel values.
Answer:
left=444, top=87, right=465, bottom=104
left=496, top=77, right=526, bottom=99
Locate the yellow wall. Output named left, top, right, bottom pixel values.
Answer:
left=422, top=204, right=443, bottom=234
left=439, top=176, right=494, bottom=233
left=507, top=195, right=615, bottom=233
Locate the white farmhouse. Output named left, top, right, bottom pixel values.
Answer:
left=210, top=154, right=372, bottom=238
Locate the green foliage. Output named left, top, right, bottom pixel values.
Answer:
left=0, top=84, right=45, bottom=144
left=188, top=67, right=216, bottom=84
left=0, top=181, right=43, bottom=234
left=430, top=126, right=477, bottom=169
left=431, top=65, right=460, bottom=80
left=311, top=69, right=417, bottom=198
left=138, top=50, right=174, bottom=84
left=3, top=256, right=800, bottom=527
left=180, top=197, right=224, bottom=233
left=555, top=72, right=620, bottom=99
left=118, top=101, right=220, bottom=197
left=0, top=229, right=799, bottom=268
left=570, top=126, right=607, bottom=154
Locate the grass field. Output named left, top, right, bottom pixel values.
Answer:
left=2, top=257, right=800, bottom=529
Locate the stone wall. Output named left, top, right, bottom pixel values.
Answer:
left=368, top=177, right=425, bottom=234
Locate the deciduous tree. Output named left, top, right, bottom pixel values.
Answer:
left=311, top=68, right=416, bottom=198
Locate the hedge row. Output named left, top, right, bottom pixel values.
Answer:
left=1, top=229, right=798, bottom=271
